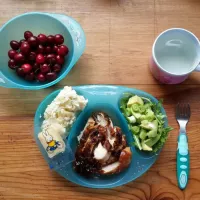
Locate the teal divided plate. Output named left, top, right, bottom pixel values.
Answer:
left=34, top=85, right=168, bottom=188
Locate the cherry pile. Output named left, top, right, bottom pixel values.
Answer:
left=8, top=31, right=69, bottom=82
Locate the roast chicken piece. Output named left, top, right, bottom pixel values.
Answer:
left=74, top=112, right=132, bottom=176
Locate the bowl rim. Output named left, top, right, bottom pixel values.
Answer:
left=0, top=12, right=75, bottom=89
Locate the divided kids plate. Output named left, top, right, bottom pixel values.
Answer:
left=34, top=85, right=168, bottom=188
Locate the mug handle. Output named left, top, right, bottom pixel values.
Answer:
left=0, top=71, right=18, bottom=88
left=49, top=13, right=86, bottom=66
left=195, top=64, right=200, bottom=72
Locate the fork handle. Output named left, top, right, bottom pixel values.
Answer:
left=177, top=133, right=190, bottom=190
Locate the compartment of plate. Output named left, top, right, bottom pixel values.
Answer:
left=118, top=90, right=167, bottom=159
left=66, top=102, right=133, bottom=187
left=34, top=90, right=75, bottom=170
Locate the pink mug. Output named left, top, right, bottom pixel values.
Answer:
left=150, top=28, right=200, bottom=84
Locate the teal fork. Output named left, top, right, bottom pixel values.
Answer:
left=175, top=103, right=190, bottom=190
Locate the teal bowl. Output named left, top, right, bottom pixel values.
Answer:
left=0, top=12, right=86, bottom=90
left=34, top=85, right=168, bottom=188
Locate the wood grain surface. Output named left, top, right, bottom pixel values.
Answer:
left=1, top=0, right=200, bottom=199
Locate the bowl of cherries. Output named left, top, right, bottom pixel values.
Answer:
left=8, top=31, right=69, bottom=82
left=0, top=12, right=86, bottom=89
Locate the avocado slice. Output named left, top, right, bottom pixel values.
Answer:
left=147, top=129, right=157, bottom=138
left=145, top=109, right=155, bottom=121
left=131, top=110, right=142, bottom=120
left=139, top=129, right=147, bottom=140
left=127, top=95, right=144, bottom=107
left=142, top=142, right=152, bottom=151
left=144, top=134, right=161, bottom=147
left=140, top=120, right=158, bottom=131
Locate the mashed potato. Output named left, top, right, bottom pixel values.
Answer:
left=42, top=86, right=88, bottom=137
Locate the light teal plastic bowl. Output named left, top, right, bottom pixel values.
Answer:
left=0, top=12, right=86, bottom=90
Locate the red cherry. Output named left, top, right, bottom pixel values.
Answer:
left=28, top=36, right=38, bottom=47
left=53, top=45, right=58, bottom=53
left=56, top=55, right=64, bottom=65
left=14, top=53, right=25, bottom=64
left=40, top=64, right=50, bottom=74
left=46, top=72, right=57, bottom=81
left=36, top=54, right=45, bottom=64
left=8, top=50, right=17, bottom=59
left=37, top=34, right=48, bottom=45
left=28, top=52, right=37, bottom=62
left=52, top=64, right=62, bottom=72
left=16, top=68, right=25, bottom=77
left=21, top=63, right=32, bottom=74
left=10, top=40, right=20, bottom=50
left=19, top=39, right=26, bottom=46
left=37, top=73, right=46, bottom=82
left=25, top=72, right=35, bottom=81
left=57, top=45, right=69, bottom=56
left=47, top=35, right=55, bottom=45
left=37, top=45, right=45, bottom=54
left=20, top=42, right=30, bottom=55
left=33, top=63, right=40, bottom=72
left=8, top=59, right=16, bottom=69
left=24, top=31, right=33, bottom=40
left=46, top=54, right=56, bottom=64
left=45, top=46, right=52, bottom=54
left=54, top=34, right=64, bottom=45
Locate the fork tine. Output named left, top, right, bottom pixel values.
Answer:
left=184, top=103, right=186, bottom=116
left=187, top=103, right=191, bottom=118
left=179, top=103, right=182, bottom=117
left=186, top=104, right=188, bottom=117
left=183, top=103, right=187, bottom=117
left=180, top=103, right=183, bottom=117
left=176, top=103, right=180, bottom=117
left=184, top=103, right=188, bottom=118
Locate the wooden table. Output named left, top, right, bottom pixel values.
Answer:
left=1, top=0, right=200, bottom=199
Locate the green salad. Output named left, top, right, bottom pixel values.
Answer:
left=120, top=94, right=173, bottom=152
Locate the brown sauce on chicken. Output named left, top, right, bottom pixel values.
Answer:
left=74, top=112, right=132, bottom=177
